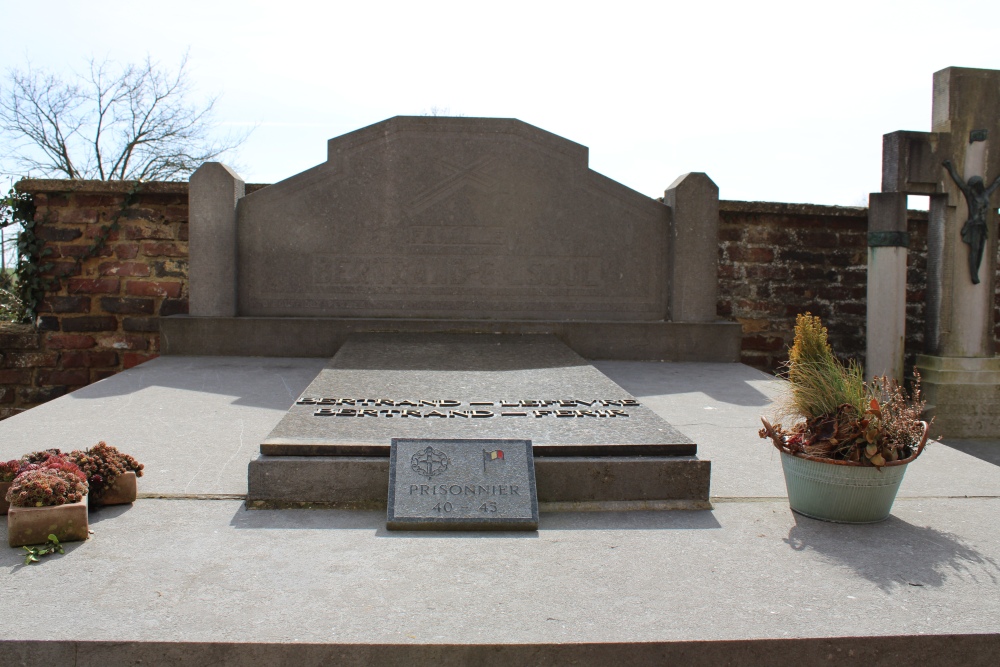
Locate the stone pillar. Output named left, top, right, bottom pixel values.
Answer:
left=663, top=172, right=719, bottom=323
left=916, top=68, right=1000, bottom=437
left=189, top=163, right=245, bottom=317
left=866, top=192, right=909, bottom=381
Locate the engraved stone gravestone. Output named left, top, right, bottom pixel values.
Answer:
left=166, top=116, right=741, bottom=361
left=174, top=116, right=730, bottom=509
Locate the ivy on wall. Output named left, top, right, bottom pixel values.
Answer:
left=1, top=185, right=40, bottom=322
left=2, top=181, right=143, bottom=324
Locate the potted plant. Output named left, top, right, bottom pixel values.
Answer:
left=6, top=456, right=90, bottom=547
left=759, top=313, right=931, bottom=523
left=68, top=442, right=144, bottom=507
left=3, top=452, right=66, bottom=516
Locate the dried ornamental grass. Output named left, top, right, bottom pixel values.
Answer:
left=761, top=313, right=929, bottom=468
left=779, top=313, right=868, bottom=421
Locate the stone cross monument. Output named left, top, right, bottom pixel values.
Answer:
left=867, top=67, right=1000, bottom=437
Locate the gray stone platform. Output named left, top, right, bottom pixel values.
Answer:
left=251, top=334, right=710, bottom=508
left=1, top=357, right=999, bottom=665
left=160, top=315, right=743, bottom=362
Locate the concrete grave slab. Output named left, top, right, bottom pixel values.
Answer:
left=2, top=357, right=1000, bottom=663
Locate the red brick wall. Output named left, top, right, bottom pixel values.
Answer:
left=718, top=201, right=932, bottom=373
left=0, top=180, right=994, bottom=419
left=1, top=181, right=190, bottom=418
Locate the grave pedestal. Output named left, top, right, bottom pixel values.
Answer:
left=248, top=455, right=711, bottom=510
left=915, top=355, right=1000, bottom=438
left=247, top=333, right=712, bottom=510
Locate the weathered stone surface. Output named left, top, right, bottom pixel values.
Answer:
left=663, top=172, right=719, bottom=323
left=925, top=68, right=1000, bottom=358
left=189, top=163, right=243, bottom=317
left=160, top=316, right=742, bottom=362
left=916, top=355, right=1000, bottom=438
left=871, top=67, right=1000, bottom=435
left=247, top=454, right=710, bottom=508
left=387, top=438, right=538, bottom=530
left=236, top=117, right=673, bottom=322
left=866, top=192, right=909, bottom=381
left=260, top=333, right=697, bottom=457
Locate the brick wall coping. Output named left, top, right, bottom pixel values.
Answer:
left=15, top=179, right=269, bottom=195
left=720, top=199, right=929, bottom=220
left=13, top=179, right=930, bottom=220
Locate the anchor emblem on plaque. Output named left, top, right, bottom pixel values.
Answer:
left=411, top=446, right=450, bottom=478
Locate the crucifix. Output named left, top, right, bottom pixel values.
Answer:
left=941, top=158, right=1000, bottom=285
left=868, top=67, right=1000, bottom=437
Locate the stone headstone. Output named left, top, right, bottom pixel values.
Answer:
left=387, top=438, right=538, bottom=531
left=173, top=116, right=742, bottom=363
left=237, top=117, right=668, bottom=321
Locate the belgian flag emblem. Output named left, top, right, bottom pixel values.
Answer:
left=483, top=449, right=504, bottom=472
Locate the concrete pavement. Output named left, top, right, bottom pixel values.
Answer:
left=1, top=356, right=998, bottom=665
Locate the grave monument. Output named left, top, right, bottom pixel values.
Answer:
left=166, top=116, right=742, bottom=511
left=867, top=67, right=1000, bottom=437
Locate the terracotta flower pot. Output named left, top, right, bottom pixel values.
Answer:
left=94, top=471, right=138, bottom=506
left=0, top=481, right=11, bottom=516
left=7, top=496, right=89, bottom=547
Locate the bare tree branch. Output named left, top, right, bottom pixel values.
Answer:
left=0, top=54, right=250, bottom=181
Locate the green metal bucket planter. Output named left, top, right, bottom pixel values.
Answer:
left=778, top=421, right=930, bottom=524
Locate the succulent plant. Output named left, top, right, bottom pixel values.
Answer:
left=68, top=441, right=144, bottom=499
left=20, top=449, right=65, bottom=465
left=1, top=459, right=21, bottom=483
left=5, top=466, right=88, bottom=507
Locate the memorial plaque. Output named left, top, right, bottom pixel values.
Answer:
left=261, top=333, right=697, bottom=457
left=387, top=438, right=538, bottom=531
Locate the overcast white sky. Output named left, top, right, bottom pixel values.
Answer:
left=2, top=0, right=999, bottom=207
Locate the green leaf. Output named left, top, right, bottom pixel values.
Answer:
left=865, top=444, right=878, bottom=458
left=47, top=534, right=59, bottom=544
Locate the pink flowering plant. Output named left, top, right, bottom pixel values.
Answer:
left=1, top=459, right=21, bottom=483
left=5, top=460, right=88, bottom=507
left=20, top=449, right=65, bottom=465
left=68, top=441, right=144, bottom=500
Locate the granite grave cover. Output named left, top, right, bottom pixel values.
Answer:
left=261, top=333, right=696, bottom=457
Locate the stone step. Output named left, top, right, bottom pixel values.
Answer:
left=246, top=333, right=711, bottom=507
left=160, top=315, right=742, bottom=362
left=248, top=455, right=710, bottom=510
